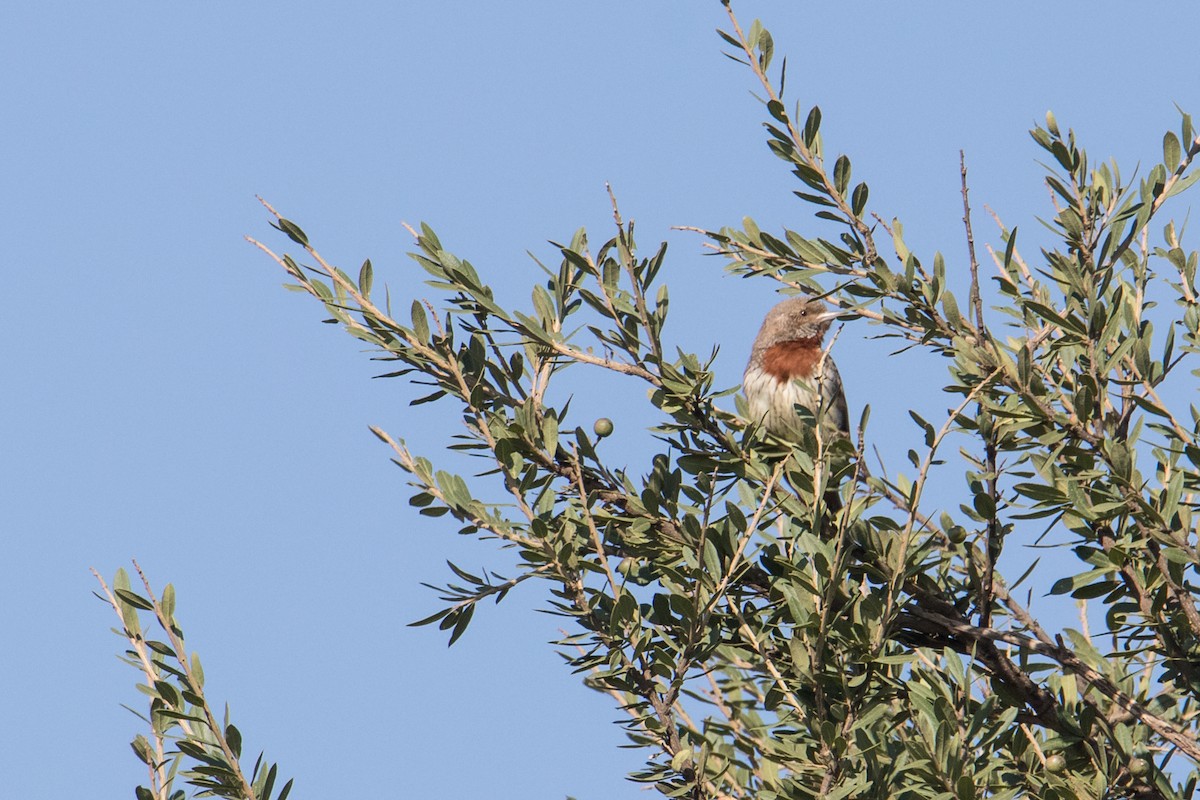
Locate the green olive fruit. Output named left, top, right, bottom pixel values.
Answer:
left=593, top=418, right=614, bottom=438
left=1128, top=757, right=1150, bottom=778
left=1045, top=754, right=1067, bottom=774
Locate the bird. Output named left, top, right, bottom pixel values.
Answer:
left=743, top=297, right=849, bottom=442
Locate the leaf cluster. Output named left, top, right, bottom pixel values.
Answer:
left=230, top=5, right=1200, bottom=800
left=93, top=564, right=292, bottom=800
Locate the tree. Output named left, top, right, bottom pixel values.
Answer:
left=98, top=4, right=1200, bottom=799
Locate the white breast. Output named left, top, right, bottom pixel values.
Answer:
left=744, top=361, right=846, bottom=439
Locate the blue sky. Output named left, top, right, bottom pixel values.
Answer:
left=3, top=3, right=1199, bottom=798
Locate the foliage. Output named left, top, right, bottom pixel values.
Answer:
left=98, top=3, right=1200, bottom=799
left=93, top=564, right=293, bottom=800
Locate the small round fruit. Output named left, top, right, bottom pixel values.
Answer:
left=1128, top=757, right=1150, bottom=778
left=593, top=418, right=614, bottom=438
left=1045, top=754, right=1067, bottom=774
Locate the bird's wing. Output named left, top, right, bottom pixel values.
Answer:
left=819, top=358, right=850, bottom=435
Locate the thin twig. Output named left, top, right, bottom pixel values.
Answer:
left=130, top=563, right=256, bottom=799
left=882, top=367, right=1003, bottom=629
left=725, top=596, right=809, bottom=724
left=960, top=152, right=985, bottom=332
left=960, top=152, right=1001, bottom=628
left=703, top=461, right=785, bottom=615
left=571, top=443, right=621, bottom=597
left=719, top=2, right=878, bottom=268
left=91, top=568, right=177, bottom=800
left=370, top=426, right=543, bottom=550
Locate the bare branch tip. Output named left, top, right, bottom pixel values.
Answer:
left=421, top=298, right=446, bottom=336
left=255, top=196, right=281, bottom=218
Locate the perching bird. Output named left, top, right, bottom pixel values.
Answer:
left=743, top=297, right=848, bottom=441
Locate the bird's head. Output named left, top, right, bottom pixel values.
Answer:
left=754, top=297, right=840, bottom=349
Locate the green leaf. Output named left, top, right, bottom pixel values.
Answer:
left=803, top=106, right=822, bottom=147
left=146, top=638, right=172, bottom=657
left=130, top=734, right=154, bottom=765
left=892, top=219, right=910, bottom=263
left=154, top=680, right=181, bottom=709
left=850, top=182, right=869, bottom=217
left=542, top=413, right=560, bottom=455
left=260, top=764, right=279, bottom=800
left=833, top=155, right=851, bottom=197
left=408, top=607, right=453, bottom=627
left=1164, top=131, right=1182, bottom=169
left=1013, top=482, right=1066, bottom=504
left=191, top=652, right=204, bottom=688
left=757, top=28, right=774, bottom=72
left=1166, top=168, right=1200, bottom=198
left=225, top=724, right=242, bottom=758
left=115, top=587, right=154, bottom=611
left=715, top=28, right=741, bottom=51
left=358, top=259, right=374, bottom=296
left=276, top=218, right=309, bottom=247
left=161, top=583, right=175, bottom=623
left=1050, top=567, right=1116, bottom=597
left=447, top=605, right=475, bottom=646
left=532, top=284, right=556, bottom=325
left=942, top=291, right=961, bottom=328
left=176, top=739, right=223, bottom=765
left=411, top=300, right=429, bottom=342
